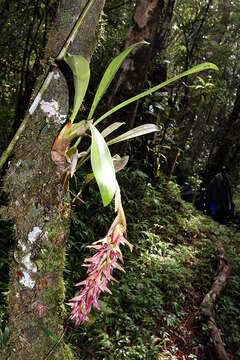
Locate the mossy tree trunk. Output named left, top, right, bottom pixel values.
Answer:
left=2, top=0, right=104, bottom=359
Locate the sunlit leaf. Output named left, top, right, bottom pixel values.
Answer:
left=90, top=123, right=116, bottom=206
left=94, top=62, right=219, bottom=125
left=107, top=124, right=160, bottom=146
left=64, top=54, right=90, bottom=123
left=88, top=41, right=149, bottom=119
left=101, top=122, right=125, bottom=138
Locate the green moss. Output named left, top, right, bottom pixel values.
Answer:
left=57, top=343, right=75, bottom=360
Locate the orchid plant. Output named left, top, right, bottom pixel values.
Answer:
left=50, top=41, right=218, bottom=324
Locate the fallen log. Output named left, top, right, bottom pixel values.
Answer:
left=201, top=240, right=231, bottom=360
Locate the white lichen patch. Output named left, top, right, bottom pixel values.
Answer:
left=22, top=253, right=37, bottom=273
left=19, top=252, right=37, bottom=289
left=28, top=226, right=42, bottom=244
left=40, top=99, right=59, bottom=117
left=16, top=159, right=22, bottom=167
left=40, top=99, right=67, bottom=125
left=55, top=113, right=67, bottom=125
left=19, top=241, right=27, bottom=252
left=53, top=71, right=60, bottom=80
left=19, top=271, right=35, bottom=289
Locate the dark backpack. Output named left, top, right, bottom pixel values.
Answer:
left=180, top=171, right=235, bottom=223
left=205, top=171, right=234, bottom=222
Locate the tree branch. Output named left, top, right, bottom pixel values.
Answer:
left=201, top=240, right=231, bottom=360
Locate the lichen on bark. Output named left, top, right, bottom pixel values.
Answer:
left=1, top=0, right=105, bottom=358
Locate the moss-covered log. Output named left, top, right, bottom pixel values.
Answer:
left=1, top=0, right=105, bottom=358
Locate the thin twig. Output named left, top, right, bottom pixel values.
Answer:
left=43, top=325, right=68, bottom=360
left=69, top=189, right=85, bottom=204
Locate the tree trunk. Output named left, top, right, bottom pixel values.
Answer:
left=1, top=0, right=104, bottom=359
left=107, top=0, right=165, bottom=132
left=151, top=0, right=175, bottom=84
left=205, top=84, right=240, bottom=180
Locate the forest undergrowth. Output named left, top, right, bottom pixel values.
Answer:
left=1, top=168, right=240, bottom=359
left=65, top=168, right=240, bottom=360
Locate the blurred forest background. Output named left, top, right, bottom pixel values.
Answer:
left=0, top=0, right=240, bottom=359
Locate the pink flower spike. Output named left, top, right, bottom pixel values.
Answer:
left=68, top=181, right=132, bottom=326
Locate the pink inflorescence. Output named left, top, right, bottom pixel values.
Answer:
left=68, top=223, right=132, bottom=325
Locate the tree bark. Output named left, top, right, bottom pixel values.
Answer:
left=201, top=240, right=231, bottom=360
left=107, top=0, right=165, bottom=132
left=151, top=0, right=175, bottom=84
left=1, top=0, right=104, bottom=359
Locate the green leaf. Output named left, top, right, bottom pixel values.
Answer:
left=88, top=41, right=149, bottom=120
left=64, top=54, right=90, bottom=123
left=107, top=124, right=160, bottom=146
left=101, top=122, right=125, bottom=138
left=90, top=123, right=116, bottom=206
left=94, top=62, right=219, bottom=125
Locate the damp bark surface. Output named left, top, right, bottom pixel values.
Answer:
left=1, top=0, right=105, bottom=359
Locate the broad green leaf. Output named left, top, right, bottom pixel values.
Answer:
left=101, top=122, right=125, bottom=138
left=94, top=62, right=219, bottom=125
left=107, top=124, right=160, bottom=146
left=88, top=41, right=149, bottom=119
left=64, top=54, right=90, bottom=123
left=90, top=123, right=116, bottom=206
